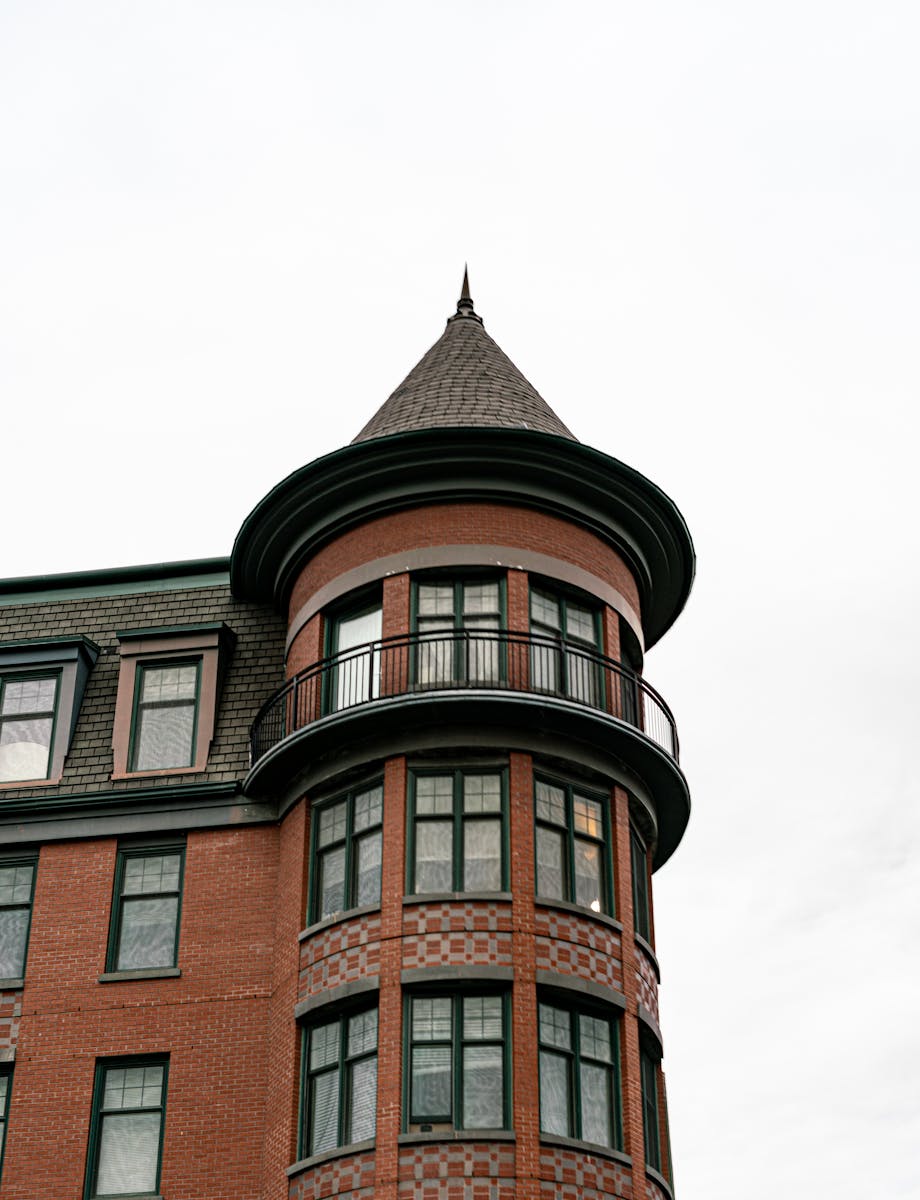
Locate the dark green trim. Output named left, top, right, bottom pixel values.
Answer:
left=298, top=1000, right=379, bottom=1158
left=230, top=428, right=694, bottom=649
left=84, top=1054, right=169, bottom=1200
left=116, top=623, right=229, bottom=642
left=0, top=1062, right=12, bottom=1183
left=308, top=781, right=383, bottom=924
left=128, top=659, right=202, bottom=773
left=0, top=671, right=59, bottom=783
left=406, top=766, right=508, bottom=894
left=641, top=1043, right=662, bottom=1174
left=631, top=827, right=652, bottom=944
left=534, top=772, right=614, bottom=916
left=0, top=559, right=229, bottom=607
left=0, top=853, right=38, bottom=981
left=106, top=843, right=185, bottom=973
left=0, top=634, right=101, bottom=656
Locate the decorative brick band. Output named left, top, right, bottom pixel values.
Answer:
left=634, top=941, right=660, bottom=1023
left=0, top=988, right=22, bottom=1057
left=533, top=906, right=623, bottom=992
left=287, top=1146, right=376, bottom=1199
left=539, top=1143, right=633, bottom=1199
left=397, top=1139, right=516, bottom=1200
left=298, top=913, right=383, bottom=1004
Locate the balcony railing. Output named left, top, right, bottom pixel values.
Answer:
left=250, top=629, right=679, bottom=766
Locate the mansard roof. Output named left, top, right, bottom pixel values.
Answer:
left=352, top=271, right=575, bottom=442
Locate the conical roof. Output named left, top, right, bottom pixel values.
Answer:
left=352, top=272, right=576, bottom=443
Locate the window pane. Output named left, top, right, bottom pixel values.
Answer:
left=102, top=1064, right=163, bottom=1110
left=581, top=1062, right=613, bottom=1146
left=538, top=1004, right=571, bottom=1051
left=133, top=704, right=195, bottom=771
left=123, top=854, right=181, bottom=896
left=463, top=774, right=501, bottom=814
left=574, top=838, right=602, bottom=912
left=566, top=649, right=599, bottom=704
left=414, top=821, right=452, bottom=893
left=355, top=832, right=382, bottom=907
left=353, top=786, right=383, bottom=831
left=462, top=1044, right=503, bottom=1128
left=349, top=1055, right=377, bottom=1143
left=348, top=1009, right=378, bottom=1057
left=566, top=603, right=596, bottom=645
left=95, top=1112, right=160, bottom=1195
left=416, top=630, right=452, bottom=685
left=463, top=996, right=502, bottom=1041
left=1, top=677, right=56, bottom=715
left=140, top=665, right=197, bottom=703
left=530, top=638, right=560, bottom=692
left=418, top=585, right=454, bottom=617
left=309, top=1021, right=340, bottom=1071
left=317, top=801, right=347, bottom=848
left=539, top=1050, right=570, bottom=1136
left=580, top=1015, right=612, bottom=1063
left=412, top=997, right=451, bottom=1041
left=318, top=846, right=346, bottom=918
left=0, top=718, right=52, bottom=781
left=535, top=781, right=565, bottom=825
left=415, top=776, right=454, bottom=815
left=536, top=826, right=565, bottom=900
left=116, top=896, right=178, bottom=970
left=531, top=591, right=560, bottom=630
left=309, top=1070, right=340, bottom=1154
left=0, top=864, right=33, bottom=905
left=464, top=623, right=500, bottom=683
left=463, top=819, right=501, bottom=891
left=573, top=795, right=603, bottom=838
left=0, top=909, right=29, bottom=977
left=411, top=1044, right=451, bottom=1120
left=462, top=582, right=499, bottom=614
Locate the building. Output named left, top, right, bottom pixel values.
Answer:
left=0, top=275, right=694, bottom=1199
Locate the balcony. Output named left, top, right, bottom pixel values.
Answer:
left=250, top=629, right=679, bottom=766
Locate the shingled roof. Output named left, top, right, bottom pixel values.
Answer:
left=352, top=272, right=576, bottom=443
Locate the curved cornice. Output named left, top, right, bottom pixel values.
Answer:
left=231, top=428, right=695, bottom=648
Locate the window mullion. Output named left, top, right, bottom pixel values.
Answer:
left=454, top=771, right=463, bottom=891
left=571, top=1011, right=582, bottom=1139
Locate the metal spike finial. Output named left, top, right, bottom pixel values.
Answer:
left=457, top=265, right=475, bottom=315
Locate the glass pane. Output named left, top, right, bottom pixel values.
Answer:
left=463, top=623, right=500, bottom=683
left=415, top=775, right=453, bottom=815
left=539, top=1050, right=570, bottom=1136
left=0, top=909, right=30, bottom=977
left=535, top=781, right=565, bottom=826
left=0, top=1073, right=7, bottom=1114
left=0, top=864, right=33, bottom=904
left=566, top=648, right=599, bottom=705
left=353, top=786, right=383, bottom=831
left=463, top=1044, right=503, bottom=1128
left=414, top=821, right=452, bottom=893
left=538, top=1004, right=571, bottom=1051
left=309, top=1070, right=340, bottom=1154
left=310, top=1021, right=340, bottom=1071
left=530, top=591, right=560, bottom=630
left=317, top=801, right=347, bottom=848
left=530, top=637, right=560, bottom=693
left=463, top=774, right=501, bottom=813
left=416, top=629, right=453, bottom=685
left=332, top=609, right=382, bottom=710
left=117, top=897, right=178, bottom=970
left=133, top=704, right=195, bottom=771
left=463, top=819, right=501, bottom=891
left=412, top=997, right=451, bottom=1041
left=348, top=1009, right=378, bottom=1057
left=573, top=795, right=603, bottom=838
left=123, top=854, right=181, bottom=896
left=581, top=1062, right=613, bottom=1146
left=1, top=677, right=56, bottom=715
left=574, top=838, right=602, bottom=912
left=102, top=1064, right=163, bottom=1111
left=462, top=582, right=499, bottom=614
left=566, top=603, right=596, bottom=645
left=140, top=665, right=197, bottom=703
left=536, top=826, right=565, bottom=901
left=318, top=846, right=346, bottom=917
left=411, top=1044, right=451, bottom=1120
left=95, top=1112, right=160, bottom=1195
left=355, top=832, right=382, bottom=907
left=580, top=1015, right=612, bottom=1062
left=0, top=718, right=52, bottom=781
left=463, top=996, right=502, bottom=1041
left=349, top=1055, right=377, bottom=1143
left=418, top=585, right=454, bottom=617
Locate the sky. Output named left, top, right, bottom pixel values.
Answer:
left=2, top=2, right=919, bottom=1196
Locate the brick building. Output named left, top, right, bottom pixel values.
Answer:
left=0, top=276, right=694, bottom=1199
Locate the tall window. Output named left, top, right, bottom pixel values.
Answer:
left=407, top=993, right=508, bottom=1131
left=0, top=674, right=58, bottom=783
left=641, top=1045, right=662, bottom=1172
left=328, top=601, right=382, bottom=712
left=409, top=770, right=505, bottom=894
left=415, top=579, right=502, bottom=686
left=0, top=1065, right=11, bottom=1177
left=0, top=856, right=36, bottom=980
left=631, top=828, right=651, bottom=944
left=107, top=847, right=184, bottom=972
left=310, top=782, right=383, bottom=922
left=302, top=1007, right=378, bottom=1156
left=86, top=1058, right=168, bottom=1199
left=130, top=662, right=200, bottom=772
left=534, top=776, right=611, bottom=914
left=538, top=1000, right=622, bottom=1149
left=530, top=587, right=601, bottom=705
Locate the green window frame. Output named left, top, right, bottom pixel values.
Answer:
left=538, top=998, right=622, bottom=1149
left=129, top=660, right=201, bottom=773
left=534, top=775, right=612, bottom=915
left=309, top=781, right=383, bottom=924
left=641, top=1044, right=662, bottom=1172
left=0, top=672, right=59, bottom=784
left=106, top=845, right=185, bottom=973
left=408, top=768, right=507, bottom=894
left=300, top=1004, right=378, bottom=1157
left=529, top=584, right=602, bottom=705
left=0, top=855, right=37, bottom=982
left=405, top=992, right=509, bottom=1132
left=412, top=577, right=504, bottom=686
left=0, top=1065, right=11, bottom=1180
left=85, top=1056, right=168, bottom=1199
left=631, top=827, right=651, bottom=944
left=324, top=596, right=383, bottom=714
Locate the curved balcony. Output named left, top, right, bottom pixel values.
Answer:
left=250, top=629, right=679, bottom=766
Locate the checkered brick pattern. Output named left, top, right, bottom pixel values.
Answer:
left=401, top=900, right=514, bottom=970
left=634, top=944, right=659, bottom=1023
left=539, top=1145, right=632, bottom=1199
left=646, top=1177, right=669, bottom=1200
left=288, top=1149, right=376, bottom=1200
left=397, top=1141, right=516, bottom=1200
left=0, top=988, right=21, bottom=1053
left=533, top=908, right=623, bottom=991
left=299, top=914, right=382, bottom=1000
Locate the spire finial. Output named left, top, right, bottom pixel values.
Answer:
left=456, top=264, right=476, bottom=317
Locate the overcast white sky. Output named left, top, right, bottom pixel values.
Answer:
left=2, top=3, right=919, bottom=1195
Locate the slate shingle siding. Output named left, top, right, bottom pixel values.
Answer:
left=0, top=584, right=286, bottom=799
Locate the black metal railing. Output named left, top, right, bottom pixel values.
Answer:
left=250, top=629, right=679, bottom=766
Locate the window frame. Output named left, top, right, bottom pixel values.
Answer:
left=631, top=826, right=652, bottom=944
left=537, top=996, right=623, bottom=1150
left=640, top=1042, right=662, bottom=1173
left=299, top=1001, right=379, bottom=1159
left=529, top=582, right=604, bottom=705
left=407, top=766, right=508, bottom=896
left=84, top=1055, right=169, bottom=1200
left=105, top=843, right=186, bottom=974
left=0, top=853, right=38, bottom=985
left=403, top=989, right=511, bottom=1133
left=322, top=591, right=383, bottom=715
left=411, top=574, right=506, bottom=687
left=534, top=773, right=614, bottom=916
left=308, top=780, right=384, bottom=925
left=0, top=1064, right=12, bottom=1181
left=0, top=671, right=60, bottom=784
left=128, top=660, right=202, bottom=775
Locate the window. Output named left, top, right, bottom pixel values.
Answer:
left=534, top=776, right=611, bottom=914
left=301, top=1006, right=378, bottom=1156
left=631, top=828, right=651, bottom=944
left=641, top=1045, right=662, bottom=1172
left=538, top=1000, right=622, bottom=1149
left=0, top=1065, right=11, bottom=1176
left=310, top=782, right=383, bottom=922
left=327, top=600, right=382, bottom=712
left=107, top=846, right=184, bottom=972
left=530, top=586, right=601, bottom=704
left=112, top=624, right=234, bottom=779
left=409, top=769, right=505, bottom=894
left=407, top=993, right=508, bottom=1131
left=0, top=856, right=36, bottom=981
left=86, top=1058, right=168, bottom=1199
left=0, top=636, right=98, bottom=786
left=415, top=578, right=502, bottom=686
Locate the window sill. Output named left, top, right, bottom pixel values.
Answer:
left=535, top=896, right=623, bottom=933
left=539, top=1133, right=631, bottom=1166
left=646, top=1164, right=675, bottom=1198
left=403, top=892, right=513, bottom=906
left=634, top=932, right=661, bottom=980
left=111, top=766, right=205, bottom=781
left=286, top=1139, right=375, bottom=1176
left=0, top=776, right=61, bottom=790
left=98, top=967, right=181, bottom=983
left=299, top=904, right=382, bottom=941
left=398, top=1129, right=516, bottom=1145
left=0, top=977, right=24, bottom=990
